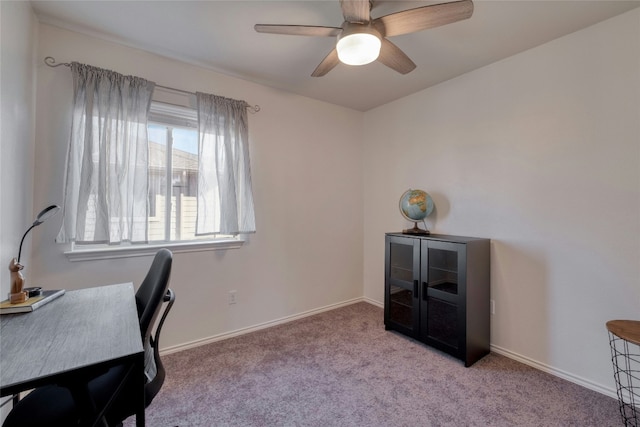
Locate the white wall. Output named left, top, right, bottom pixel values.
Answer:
left=0, top=0, right=38, bottom=418
left=32, top=24, right=364, bottom=350
left=363, top=8, right=640, bottom=394
left=0, top=1, right=37, bottom=296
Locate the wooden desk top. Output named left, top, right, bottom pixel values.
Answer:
left=0, top=283, right=143, bottom=396
left=607, top=320, right=640, bottom=346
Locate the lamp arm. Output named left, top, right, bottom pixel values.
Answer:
left=17, top=224, right=38, bottom=264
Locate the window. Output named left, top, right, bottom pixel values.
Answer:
left=148, top=103, right=214, bottom=242
left=58, top=64, right=255, bottom=261
left=64, top=101, right=244, bottom=262
left=147, top=122, right=201, bottom=241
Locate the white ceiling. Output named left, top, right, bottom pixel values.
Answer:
left=31, top=0, right=640, bottom=111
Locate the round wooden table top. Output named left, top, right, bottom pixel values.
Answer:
left=607, top=320, right=640, bottom=346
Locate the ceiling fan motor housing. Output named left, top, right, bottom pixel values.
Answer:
left=336, top=22, right=382, bottom=66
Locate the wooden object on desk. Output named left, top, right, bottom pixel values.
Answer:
left=8, top=292, right=27, bottom=304
left=8, top=258, right=27, bottom=304
left=0, top=283, right=145, bottom=426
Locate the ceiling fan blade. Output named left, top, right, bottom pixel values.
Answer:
left=373, top=0, right=473, bottom=37
left=254, top=24, right=342, bottom=37
left=377, top=38, right=416, bottom=74
left=311, top=48, right=340, bottom=77
left=340, top=0, right=370, bottom=23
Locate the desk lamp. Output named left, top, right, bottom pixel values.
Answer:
left=8, top=205, right=60, bottom=303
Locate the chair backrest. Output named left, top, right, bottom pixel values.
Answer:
left=136, top=248, right=173, bottom=342
left=105, top=272, right=175, bottom=424
left=146, top=287, right=175, bottom=403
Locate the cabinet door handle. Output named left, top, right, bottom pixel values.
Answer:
left=423, top=282, right=428, bottom=300
left=413, top=280, right=418, bottom=298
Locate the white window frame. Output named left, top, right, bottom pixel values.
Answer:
left=64, top=238, right=244, bottom=261
left=64, top=101, right=246, bottom=262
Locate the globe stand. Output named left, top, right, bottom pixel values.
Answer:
left=402, top=222, right=430, bottom=235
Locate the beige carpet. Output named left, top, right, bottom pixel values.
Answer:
left=127, top=302, right=621, bottom=426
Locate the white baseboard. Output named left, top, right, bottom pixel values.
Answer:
left=490, top=344, right=618, bottom=400
left=363, top=296, right=383, bottom=308
left=161, top=297, right=366, bottom=356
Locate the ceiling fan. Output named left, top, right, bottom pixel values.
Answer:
left=255, top=0, right=474, bottom=77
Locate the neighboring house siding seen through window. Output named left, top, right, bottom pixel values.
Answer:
left=148, top=105, right=211, bottom=242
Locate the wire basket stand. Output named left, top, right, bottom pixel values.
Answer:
left=607, top=320, right=640, bottom=427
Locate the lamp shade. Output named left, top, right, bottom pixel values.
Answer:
left=336, top=24, right=382, bottom=66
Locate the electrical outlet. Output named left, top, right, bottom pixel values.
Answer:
left=228, top=290, right=237, bottom=305
left=490, top=299, right=495, bottom=315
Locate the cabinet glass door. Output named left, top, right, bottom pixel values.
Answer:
left=388, top=284, right=413, bottom=329
left=389, top=242, right=413, bottom=283
left=426, top=297, right=458, bottom=348
left=421, top=241, right=464, bottom=351
left=385, top=237, right=419, bottom=335
left=428, top=247, right=458, bottom=296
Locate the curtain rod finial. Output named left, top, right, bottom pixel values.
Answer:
left=44, top=57, right=70, bottom=68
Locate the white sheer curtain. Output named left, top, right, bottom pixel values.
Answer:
left=196, top=92, right=256, bottom=235
left=57, top=62, right=155, bottom=244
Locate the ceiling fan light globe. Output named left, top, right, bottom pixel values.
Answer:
left=336, top=33, right=381, bottom=66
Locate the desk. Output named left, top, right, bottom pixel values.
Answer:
left=0, top=283, right=145, bottom=426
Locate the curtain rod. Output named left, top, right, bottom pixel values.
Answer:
left=44, top=56, right=260, bottom=113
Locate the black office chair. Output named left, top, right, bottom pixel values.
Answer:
left=3, top=248, right=175, bottom=427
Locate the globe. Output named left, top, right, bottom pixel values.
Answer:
left=399, top=189, right=434, bottom=235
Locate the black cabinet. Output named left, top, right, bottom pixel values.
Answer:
left=384, top=233, right=490, bottom=367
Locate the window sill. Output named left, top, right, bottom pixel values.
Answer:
left=64, top=238, right=244, bottom=262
